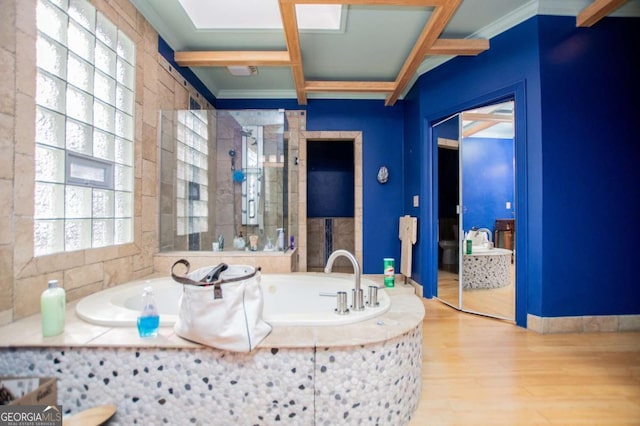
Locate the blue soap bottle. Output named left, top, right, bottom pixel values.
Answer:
left=137, top=286, right=159, bottom=338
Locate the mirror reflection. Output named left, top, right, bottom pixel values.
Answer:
left=460, top=101, right=515, bottom=320
left=435, top=100, right=516, bottom=321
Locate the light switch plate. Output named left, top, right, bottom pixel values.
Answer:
left=413, top=195, right=419, bottom=207
left=506, top=201, right=511, bottom=209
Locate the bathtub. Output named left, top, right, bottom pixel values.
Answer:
left=75, top=273, right=391, bottom=327
left=3, top=273, right=423, bottom=425
left=462, top=247, right=513, bottom=289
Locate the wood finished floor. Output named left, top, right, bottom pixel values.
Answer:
left=437, top=268, right=515, bottom=320
left=409, top=298, right=640, bottom=425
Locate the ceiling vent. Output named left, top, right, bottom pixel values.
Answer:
left=226, top=66, right=258, bottom=76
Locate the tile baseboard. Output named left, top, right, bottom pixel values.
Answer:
left=527, top=313, right=640, bottom=333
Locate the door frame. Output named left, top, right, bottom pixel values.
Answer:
left=425, top=82, right=528, bottom=327
left=297, top=131, right=363, bottom=272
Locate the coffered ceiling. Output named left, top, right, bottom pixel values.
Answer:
left=130, top=0, right=638, bottom=105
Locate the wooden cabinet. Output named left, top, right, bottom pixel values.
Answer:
left=494, top=219, right=515, bottom=250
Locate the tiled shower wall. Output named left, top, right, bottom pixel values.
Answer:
left=214, top=113, right=242, bottom=247
left=214, top=118, right=285, bottom=250
left=286, top=124, right=363, bottom=273
left=284, top=111, right=304, bottom=265
left=0, top=0, right=212, bottom=324
left=307, top=218, right=355, bottom=271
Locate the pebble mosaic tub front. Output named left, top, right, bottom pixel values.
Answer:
left=1, top=274, right=425, bottom=424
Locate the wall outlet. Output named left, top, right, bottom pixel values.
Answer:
left=506, top=201, right=511, bottom=209
left=413, top=195, right=419, bottom=207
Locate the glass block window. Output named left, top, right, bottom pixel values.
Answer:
left=34, top=0, right=135, bottom=256
left=176, top=110, right=209, bottom=236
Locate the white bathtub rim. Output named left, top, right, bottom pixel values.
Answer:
left=464, top=247, right=512, bottom=255
left=75, top=273, right=391, bottom=328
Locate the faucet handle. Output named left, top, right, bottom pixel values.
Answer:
left=335, top=291, right=349, bottom=315
left=352, top=288, right=365, bottom=311
left=367, top=286, right=380, bottom=307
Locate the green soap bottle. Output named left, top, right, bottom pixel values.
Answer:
left=41, top=279, right=66, bottom=337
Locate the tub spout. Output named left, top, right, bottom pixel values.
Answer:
left=324, top=249, right=364, bottom=311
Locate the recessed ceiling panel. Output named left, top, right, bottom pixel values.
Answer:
left=193, top=67, right=295, bottom=93
left=130, top=0, right=288, bottom=50
left=443, top=0, right=531, bottom=37
left=178, top=0, right=343, bottom=30
left=300, top=6, right=432, bottom=81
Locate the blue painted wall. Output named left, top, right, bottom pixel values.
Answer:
left=537, top=16, right=640, bottom=316
left=307, top=141, right=354, bottom=218
left=461, top=137, right=514, bottom=235
left=404, top=16, right=542, bottom=326
left=404, top=14, right=640, bottom=323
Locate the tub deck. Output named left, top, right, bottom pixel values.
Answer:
left=0, top=274, right=422, bottom=349
left=0, top=275, right=424, bottom=425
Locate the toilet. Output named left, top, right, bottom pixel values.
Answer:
left=438, top=224, right=459, bottom=265
left=439, top=240, right=459, bottom=265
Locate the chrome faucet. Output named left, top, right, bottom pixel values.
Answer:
left=478, top=227, right=493, bottom=243
left=324, top=249, right=364, bottom=311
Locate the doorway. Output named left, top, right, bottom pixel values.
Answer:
left=434, top=100, right=516, bottom=321
left=283, top=116, right=363, bottom=272
left=306, top=140, right=355, bottom=272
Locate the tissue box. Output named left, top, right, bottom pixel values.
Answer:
left=0, top=377, right=57, bottom=406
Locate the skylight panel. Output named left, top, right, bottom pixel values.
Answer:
left=178, top=0, right=343, bottom=30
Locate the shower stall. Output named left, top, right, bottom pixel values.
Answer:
left=158, top=109, right=287, bottom=252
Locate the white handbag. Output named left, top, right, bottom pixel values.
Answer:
left=170, top=259, right=272, bottom=352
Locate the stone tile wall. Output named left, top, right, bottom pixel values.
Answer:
left=285, top=120, right=363, bottom=273
left=307, top=218, right=355, bottom=271
left=0, top=0, right=211, bottom=324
